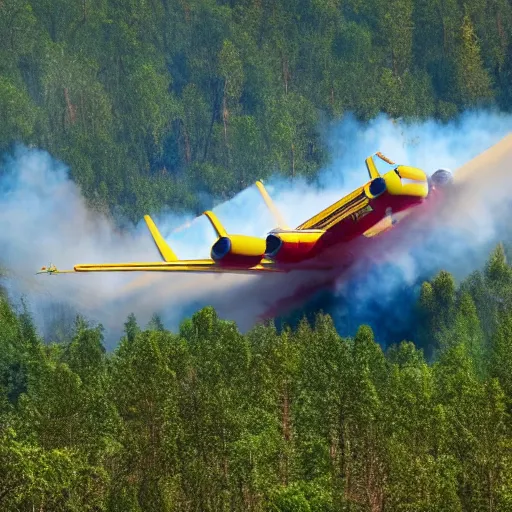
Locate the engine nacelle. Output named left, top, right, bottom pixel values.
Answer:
left=429, top=168, right=453, bottom=189
left=265, top=230, right=324, bottom=263
left=211, top=235, right=266, bottom=265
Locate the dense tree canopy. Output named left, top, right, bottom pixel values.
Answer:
left=2, top=1, right=512, bottom=508
left=1, top=0, right=511, bottom=220
left=1, top=244, right=512, bottom=510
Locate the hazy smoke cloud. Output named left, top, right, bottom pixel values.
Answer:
left=315, top=112, right=512, bottom=344
left=1, top=110, right=511, bottom=348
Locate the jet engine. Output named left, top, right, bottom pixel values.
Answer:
left=211, top=235, right=266, bottom=265
left=429, top=168, right=453, bottom=188
left=265, top=230, right=324, bottom=263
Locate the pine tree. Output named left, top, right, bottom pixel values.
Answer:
left=123, top=313, right=140, bottom=344
left=455, top=12, right=493, bottom=107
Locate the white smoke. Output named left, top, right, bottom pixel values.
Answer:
left=0, top=110, right=511, bottom=348
left=318, top=112, right=512, bottom=342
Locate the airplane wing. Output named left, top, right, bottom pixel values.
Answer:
left=294, top=152, right=420, bottom=232
left=37, top=259, right=284, bottom=276
left=38, top=260, right=282, bottom=275
left=293, top=153, right=390, bottom=231
left=36, top=157, right=425, bottom=277
left=295, top=184, right=368, bottom=231
left=37, top=211, right=285, bottom=276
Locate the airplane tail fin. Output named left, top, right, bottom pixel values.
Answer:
left=203, top=211, right=228, bottom=237
left=144, top=215, right=178, bottom=261
left=366, top=152, right=396, bottom=180
left=203, top=181, right=289, bottom=237
left=365, top=155, right=381, bottom=180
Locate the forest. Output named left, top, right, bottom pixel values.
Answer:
left=1, top=243, right=512, bottom=511
left=1, top=0, right=511, bottom=220
left=2, top=0, right=512, bottom=509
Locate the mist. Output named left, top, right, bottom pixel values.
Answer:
left=1, top=110, right=511, bottom=348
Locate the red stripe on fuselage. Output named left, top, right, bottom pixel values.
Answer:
left=297, top=192, right=424, bottom=267
left=260, top=190, right=444, bottom=320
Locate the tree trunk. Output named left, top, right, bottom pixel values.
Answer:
left=281, top=382, right=290, bottom=485
left=64, top=88, right=77, bottom=126
left=290, top=143, right=295, bottom=178
left=182, top=121, right=191, bottom=164
left=282, top=54, right=289, bottom=94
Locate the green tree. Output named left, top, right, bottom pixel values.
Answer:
left=178, top=307, right=256, bottom=510
left=293, top=314, right=350, bottom=508
left=0, top=77, right=38, bottom=147
left=345, top=325, right=387, bottom=509
left=123, top=313, right=140, bottom=344
left=455, top=13, right=494, bottom=107
left=385, top=341, right=461, bottom=509
left=109, top=329, right=180, bottom=510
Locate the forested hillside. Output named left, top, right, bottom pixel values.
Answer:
left=1, top=243, right=512, bottom=510
left=2, top=3, right=512, bottom=508
left=1, top=0, right=511, bottom=220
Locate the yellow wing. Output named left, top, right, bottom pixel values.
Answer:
left=37, top=212, right=283, bottom=275
left=295, top=185, right=368, bottom=231
left=295, top=153, right=388, bottom=231
left=37, top=261, right=281, bottom=275
left=70, top=260, right=280, bottom=274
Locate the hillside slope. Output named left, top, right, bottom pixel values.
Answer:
left=1, top=0, right=511, bottom=220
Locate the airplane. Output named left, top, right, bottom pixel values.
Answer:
left=37, top=152, right=454, bottom=278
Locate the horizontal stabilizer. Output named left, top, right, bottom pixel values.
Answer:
left=144, top=215, right=177, bottom=262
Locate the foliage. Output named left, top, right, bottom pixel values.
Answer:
left=0, top=0, right=511, bottom=220
left=2, top=245, right=512, bottom=509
